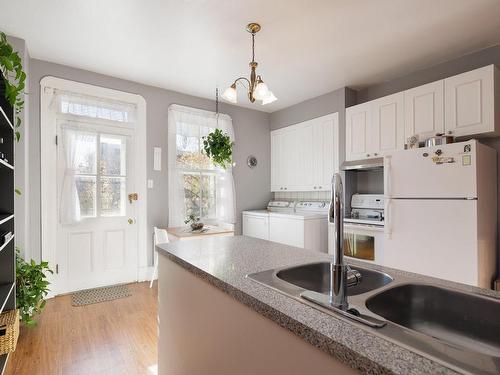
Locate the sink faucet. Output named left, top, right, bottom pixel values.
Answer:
left=329, top=173, right=349, bottom=310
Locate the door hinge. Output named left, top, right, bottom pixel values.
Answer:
left=55, top=135, right=58, bottom=146
left=55, top=264, right=59, bottom=274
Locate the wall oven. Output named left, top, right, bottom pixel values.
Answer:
left=328, top=194, right=385, bottom=264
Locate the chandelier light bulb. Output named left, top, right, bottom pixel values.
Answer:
left=253, top=81, right=269, bottom=100
left=262, top=91, right=277, bottom=105
left=222, top=84, right=238, bottom=104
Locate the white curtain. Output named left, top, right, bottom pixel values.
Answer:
left=59, top=128, right=95, bottom=224
left=168, top=104, right=236, bottom=227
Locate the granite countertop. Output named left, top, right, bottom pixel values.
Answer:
left=157, top=235, right=499, bottom=375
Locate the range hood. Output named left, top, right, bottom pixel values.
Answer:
left=341, top=157, right=384, bottom=171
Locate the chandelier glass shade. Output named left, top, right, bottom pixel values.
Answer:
left=221, top=23, right=277, bottom=105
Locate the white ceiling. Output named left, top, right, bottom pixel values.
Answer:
left=1, top=0, right=500, bottom=112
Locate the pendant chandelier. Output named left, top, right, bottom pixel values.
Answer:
left=221, top=23, right=277, bottom=105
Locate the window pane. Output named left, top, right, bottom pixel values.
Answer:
left=75, top=176, right=96, bottom=217
left=100, top=135, right=126, bottom=175
left=100, top=177, right=126, bottom=216
left=183, top=173, right=201, bottom=219
left=73, top=133, right=97, bottom=174
left=182, top=172, right=217, bottom=222
left=176, top=122, right=214, bottom=170
left=201, top=173, right=216, bottom=219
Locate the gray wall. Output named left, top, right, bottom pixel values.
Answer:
left=356, top=44, right=500, bottom=277
left=29, top=59, right=271, bottom=263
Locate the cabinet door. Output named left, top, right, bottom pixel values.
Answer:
left=313, top=113, right=338, bottom=190
left=270, top=130, right=283, bottom=192
left=404, top=80, right=444, bottom=140
left=444, top=65, right=496, bottom=137
left=371, top=92, right=404, bottom=156
left=296, top=121, right=315, bottom=191
left=346, top=102, right=371, bottom=161
left=280, top=126, right=301, bottom=191
left=242, top=215, right=269, bottom=240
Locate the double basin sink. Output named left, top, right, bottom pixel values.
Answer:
left=248, top=262, right=500, bottom=375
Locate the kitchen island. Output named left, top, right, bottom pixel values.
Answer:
left=157, top=235, right=499, bottom=375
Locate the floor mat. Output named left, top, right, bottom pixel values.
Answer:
left=71, top=284, right=131, bottom=306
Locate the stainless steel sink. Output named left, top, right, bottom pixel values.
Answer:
left=366, top=284, right=500, bottom=357
left=248, top=261, right=500, bottom=374
left=276, top=262, right=393, bottom=296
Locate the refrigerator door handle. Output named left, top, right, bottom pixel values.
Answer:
left=384, top=198, right=392, bottom=239
left=384, top=155, right=392, bottom=198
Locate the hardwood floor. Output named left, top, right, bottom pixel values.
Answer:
left=5, top=282, right=158, bottom=375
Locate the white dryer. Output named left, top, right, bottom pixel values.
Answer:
left=269, top=201, right=329, bottom=253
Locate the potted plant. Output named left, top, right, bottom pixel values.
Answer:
left=0, top=31, right=26, bottom=143
left=202, top=128, right=234, bottom=169
left=15, top=248, right=53, bottom=326
left=185, top=214, right=204, bottom=231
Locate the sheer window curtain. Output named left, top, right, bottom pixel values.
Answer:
left=168, top=104, right=236, bottom=227
left=59, top=128, right=95, bottom=224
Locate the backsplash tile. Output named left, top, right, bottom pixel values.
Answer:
left=274, top=191, right=330, bottom=201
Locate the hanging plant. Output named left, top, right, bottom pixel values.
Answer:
left=0, top=31, right=26, bottom=142
left=202, top=128, right=234, bottom=169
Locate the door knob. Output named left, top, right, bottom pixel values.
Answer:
left=128, top=218, right=134, bottom=225
left=128, top=193, right=138, bottom=204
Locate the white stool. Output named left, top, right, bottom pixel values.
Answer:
left=150, top=226, right=169, bottom=288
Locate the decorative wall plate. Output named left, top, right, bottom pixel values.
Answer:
left=247, top=155, right=258, bottom=168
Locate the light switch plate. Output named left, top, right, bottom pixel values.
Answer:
left=147, top=179, right=154, bottom=189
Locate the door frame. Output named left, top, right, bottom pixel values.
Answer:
left=40, top=76, right=147, bottom=297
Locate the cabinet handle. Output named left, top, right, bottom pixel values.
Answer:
left=319, top=186, right=322, bottom=189
left=374, top=153, right=378, bottom=156
left=366, top=154, right=370, bottom=157
left=284, top=187, right=287, bottom=190
left=313, top=186, right=317, bottom=189
left=280, top=187, right=283, bottom=190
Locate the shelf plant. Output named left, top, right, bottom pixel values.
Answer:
left=202, top=128, right=234, bottom=169
left=15, top=248, right=53, bottom=326
left=0, top=31, right=26, bottom=142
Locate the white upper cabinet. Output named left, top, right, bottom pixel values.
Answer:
left=404, top=80, right=444, bottom=139
left=372, top=92, right=405, bottom=156
left=345, top=65, right=499, bottom=163
left=346, top=93, right=404, bottom=161
left=270, top=113, right=339, bottom=192
left=444, top=65, right=498, bottom=137
left=346, top=102, right=371, bottom=161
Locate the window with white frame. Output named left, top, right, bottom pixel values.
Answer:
left=176, top=122, right=217, bottom=220
left=168, top=105, right=236, bottom=227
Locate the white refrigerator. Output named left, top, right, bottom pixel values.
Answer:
left=384, top=140, right=497, bottom=288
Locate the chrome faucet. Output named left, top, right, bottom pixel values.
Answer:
left=301, top=173, right=382, bottom=327
left=329, top=173, right=349, bottom=309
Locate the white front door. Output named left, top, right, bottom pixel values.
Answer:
left=56, top=121, right=138, bottom=293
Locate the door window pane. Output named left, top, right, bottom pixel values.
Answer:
left=100, top=135, right=126, bottom=176
left=75, top=176, right=97, bottom=217
left=100, top=176, right=126, bottom=216
left=73, top=133, right=97, bottom=174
